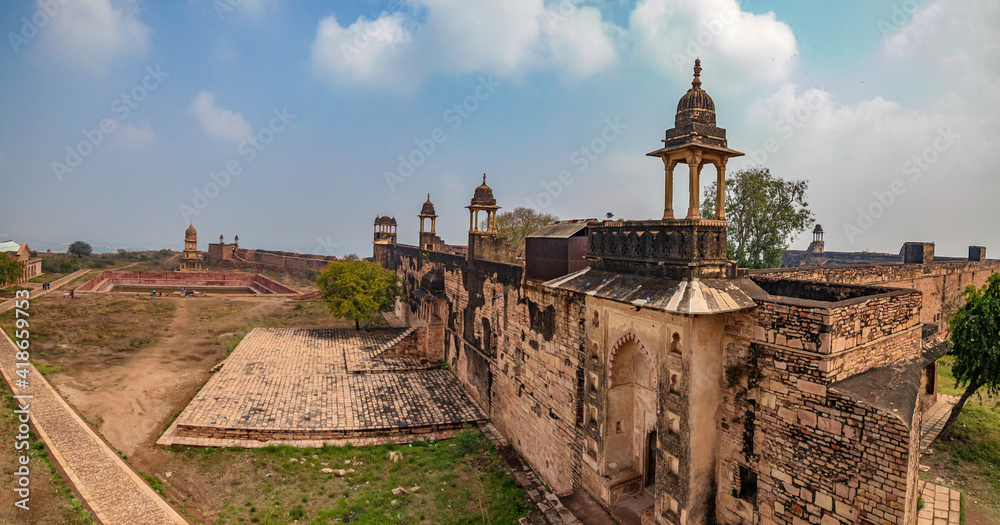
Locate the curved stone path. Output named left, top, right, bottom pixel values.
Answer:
left=0, top=270, right=189, bottom=524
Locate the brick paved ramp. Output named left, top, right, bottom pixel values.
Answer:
left=921, top=394, right=959, bottom=453
left=159, top=328, right=487, bottom=447
left=918, top=481, right=960, bottom=525
left=0, top=280, right=188, bottom=524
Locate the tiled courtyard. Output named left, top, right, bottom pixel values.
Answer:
left=158, top=328, right=487, bottom=447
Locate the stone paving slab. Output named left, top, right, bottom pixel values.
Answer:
left=0, top=277, right=188, bottom=524
left=921, top=394, right=959, bottom=452
left=918, top=481, right=960, bottom=525
left=160, top=328, right=486, bottom=446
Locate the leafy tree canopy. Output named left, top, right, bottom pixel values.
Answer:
left=68, top=241, right=92, bottom=257
left=940, top=273, right=1000, bottom=438
left=491, top=207, right=558, bottom=258
left=701, top=166, right=814, bottom=269
left=317, top=260, right=401, bottom=330
left=0, top=255, right=24, bottom=286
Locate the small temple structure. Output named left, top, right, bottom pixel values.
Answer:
left=179, top=224, right=204, bottom=272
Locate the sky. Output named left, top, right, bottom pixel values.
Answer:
left=0, top=0, right=997, bottom=258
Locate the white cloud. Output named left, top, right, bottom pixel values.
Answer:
left=37, top=0, right=150, bottom=74
left=310, top=0, right=619, bottom=93
left=310, top=0, right=796, bottom=94
left=187, top=91, right=252, bottom=143
left=110, top=123, right=156, bottom=148
left=628, top=0, right=798, bottom=86
left=311, top=12, right=416, bottom=90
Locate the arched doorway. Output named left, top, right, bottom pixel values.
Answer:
left=605, top=333, right=657, bottom=486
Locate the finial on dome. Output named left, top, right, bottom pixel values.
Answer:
left=483, top=173, right=487, bottom=184
left=692, top=58, right=702, bottom=89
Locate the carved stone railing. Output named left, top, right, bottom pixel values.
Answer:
left=586, top=219, right=733, bottom=279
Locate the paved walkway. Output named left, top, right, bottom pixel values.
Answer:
left=918, top=481, right=960, bottom=525
left=0, top=271, right=189, bottom=524
left=159, top=327, right=487, bottom=447
left=921, top=394, right=959, bottom=452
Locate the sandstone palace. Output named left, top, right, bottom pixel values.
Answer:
left=371, top=62, right=997, bottom=525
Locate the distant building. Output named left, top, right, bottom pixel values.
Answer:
left=0, top=241, right=42, bottom=285
left=179, top=225, right=204, bottom=272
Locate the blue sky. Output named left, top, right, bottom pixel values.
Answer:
left=1, top=0, right=997, bottom=258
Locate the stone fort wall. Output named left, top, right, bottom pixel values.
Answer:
left=377, top=243, right=586, bottom=495
left=717, top=288, right=924, bottom=525
left=206, top=245, right=338, bottom=276
left=754, top=259, right=1000, bottom=332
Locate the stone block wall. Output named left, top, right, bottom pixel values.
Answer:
left=380, top=243, right=585, bottom=495
left=208, top=246, right=339, bottom=276
left=717, top=340, right=921, bottom=525
left=752, top=291, right=922, bottom=382
left=754, top=260, right=1000, bottom=332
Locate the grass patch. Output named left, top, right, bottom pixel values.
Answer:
left=0, top=285, right=30, bottom=299
left=927, top=356, right=1000, bottom=521
left=163, top=428, right=531, bottom=524
left=29, top=273, right=64, bottom=284
left=0, top=294, right=177, bottom=365
left=32, top=360, right=64, bottom=376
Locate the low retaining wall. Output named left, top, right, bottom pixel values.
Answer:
left=175, top=419, right=486, bottom=441
left=76, top=270, right=298, bottom=294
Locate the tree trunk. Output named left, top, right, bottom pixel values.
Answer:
left=939, top=378, right=982, bottom=440
left=354, top=318, right=360, bottom=330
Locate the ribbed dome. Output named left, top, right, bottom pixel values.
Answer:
left=185, top=224, right=197, bottom=240
left=813, top=224, right=824, bottom=233
left=420, top=194, right=437, bottom=216
left=375, top=215, right=393, bottom=225
left=674, top=59, right=717, bottom=126
left=677, top=87, right=715, bottom=113
left=471, top=174, right=496, bottom=207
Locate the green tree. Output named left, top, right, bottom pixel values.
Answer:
left=940, top=273, right=1000, bottom=438
left=317, top=260, right=400, bottom=330
left=0, top=256, right=24, bottom=286
left=68, top=241, right=92, bottom=257
left=489, top=207, right=558, bottom=258
left=701, top=166, right=814, bottom=269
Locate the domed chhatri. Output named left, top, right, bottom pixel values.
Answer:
left=373, top=215, right=397, bottom=243
left=466, top=174, right=501, bottom=234
left=421, top=194, right=437, bottom=217
left=471, top=174, right=497, bottom=207
left=185, top=224, right=198, bottom=240
left=419, top=194, right=438, bottom=235
left=648, top=59, right=744, bottom=221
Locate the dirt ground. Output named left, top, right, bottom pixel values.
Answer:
left=0, top=289, right=349, bottom=521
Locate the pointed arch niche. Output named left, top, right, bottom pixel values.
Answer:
left=605, top=332, right=658, bottom=484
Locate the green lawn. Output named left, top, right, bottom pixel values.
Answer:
left=0, top=285, right=30, bottom=299
left=28, top=273, right=64, bottom=284
left=928, top=355, right=1000, bottom=520
left=157, top=428, right=532, bottom=524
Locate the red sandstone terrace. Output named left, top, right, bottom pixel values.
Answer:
left=76, top=270, right=299, bottom=295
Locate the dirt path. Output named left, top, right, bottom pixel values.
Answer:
left=52, top=299, right=205, bottom=455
